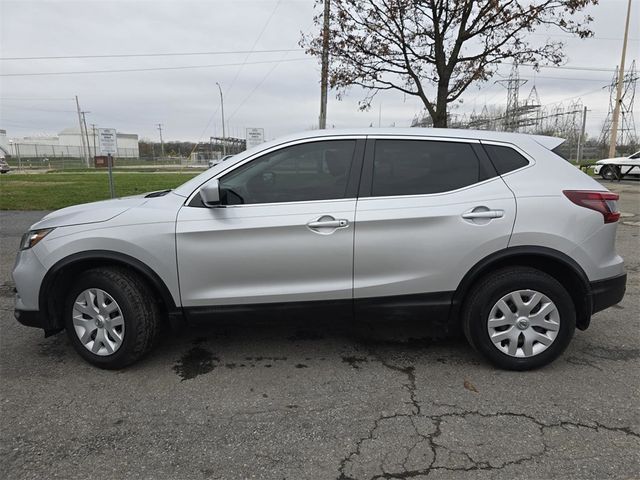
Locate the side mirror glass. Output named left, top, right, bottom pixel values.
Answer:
left=200, top=179, right=221, bottom=207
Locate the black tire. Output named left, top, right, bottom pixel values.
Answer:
left=64, top=267, right=160, bottom=369
left=462, top=267, right=576, bottom=370
left=600, top=165, right=617, bottom=180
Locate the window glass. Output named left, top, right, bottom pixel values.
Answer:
left=371, top=140, right=491, bottom=196
left=219, top=140, right=356, bottom=204
left=484, top=144, right=530, bottom=174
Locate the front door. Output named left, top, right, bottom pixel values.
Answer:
left=176, top=138, right=364, bottom=308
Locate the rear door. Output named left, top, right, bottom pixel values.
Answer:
left=353, top=136, right=516, bottom=316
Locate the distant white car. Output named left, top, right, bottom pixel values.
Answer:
left=593, top=151, right=640, bottom=179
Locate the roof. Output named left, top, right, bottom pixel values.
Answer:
left=173, top=128, right=564, bottom=198
left=265, top=128, right=564, bottom=150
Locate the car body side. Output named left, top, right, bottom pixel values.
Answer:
left=13, top=129, right=625, bottom=337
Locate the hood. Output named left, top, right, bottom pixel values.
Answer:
left=32, top=194, right=149, bottom=230
left=596, top=156, right=630, bottom=164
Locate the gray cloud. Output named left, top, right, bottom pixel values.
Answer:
left=1, top=0, right=637, bottom=141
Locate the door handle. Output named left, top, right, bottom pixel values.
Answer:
left=307, top=219, right=349, bottom=229
left=306, top=216, right=349, bottom=230
left=462, top=209, right=504, bottom=219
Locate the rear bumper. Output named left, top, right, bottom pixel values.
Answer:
left=590, top=273, right=626, bottom=314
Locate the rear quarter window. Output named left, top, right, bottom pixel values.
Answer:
left=483, top=144, right=530, bottom=174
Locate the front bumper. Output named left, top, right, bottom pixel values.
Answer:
left=591, top=273, right=626, bottom=314
left=14, top=309, right=45, bottom=328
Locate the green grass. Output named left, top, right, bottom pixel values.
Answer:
left=0, top=172, right=199, bottom=210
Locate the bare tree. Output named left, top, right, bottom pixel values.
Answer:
left=302, top=0, right=597, bottom=127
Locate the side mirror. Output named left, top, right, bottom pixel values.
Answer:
left=200, top=179, right=221, bottom=207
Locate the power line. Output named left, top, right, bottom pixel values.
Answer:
left=514, top=74, right=611, bottom=82
left=0, top=96, right=73, bottom=101
left=0, top=57, right=311, bottom=77
left=515, top=63, right=619, bottom=73
left=0, top=104, right=77, bottom=113
left=227, top=47, right=293, bottom=121
left=529, top=32, right=639, bottom=41
left=0, top=48, right=302, bottom=61
left=186, top=0, right=284, bottom=159
left=225, top=0, right=283, bottom=98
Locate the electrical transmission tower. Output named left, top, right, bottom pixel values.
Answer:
left=599, top=60, right=638, bottom=152
left=495, top=63, right=527, bottom=132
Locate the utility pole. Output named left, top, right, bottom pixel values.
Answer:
left=90, top=123, right=98, bottom=159
left=81, top=111, right=92, bottom=163
left=216, top=82, right=227, bottom=156
left=319, top=0, right=331, bottom=129
left=608, top=0, right=633, bottom=158
left=577, top=106, right=588, bottom=163
left=156, top=123, right=165, bottom=159
left=75, top=96, right=89, bottom=166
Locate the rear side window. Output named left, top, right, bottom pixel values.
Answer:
left=371, top=140, right=494, bottom=197
left=484, top=144, right=530, bottom=174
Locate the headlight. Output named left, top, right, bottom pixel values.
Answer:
left=20, top=228, right=54, bottom=250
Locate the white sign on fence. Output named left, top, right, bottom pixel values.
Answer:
left=98, top=128, right=118, bottom=155
left=246, top=128, right=265, bottom=150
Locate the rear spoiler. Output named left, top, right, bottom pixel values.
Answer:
left=532, top=135, right=565, bottom=151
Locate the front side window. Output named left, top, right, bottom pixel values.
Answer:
left=219, top=140, right=356, bottom=205
left=371, top=140, right=493, bottom=197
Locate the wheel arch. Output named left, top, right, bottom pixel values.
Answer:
left=39, top=250, right=182, bottom=334
left=451, top=246, right=593, bottom=331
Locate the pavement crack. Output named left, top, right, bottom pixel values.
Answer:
left=337, top=407, right=639, bottom=479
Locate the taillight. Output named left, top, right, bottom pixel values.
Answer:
left=563, top=190, right=620, bottom=224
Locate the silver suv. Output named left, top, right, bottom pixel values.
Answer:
left=13, top=129, right=626, bottom=370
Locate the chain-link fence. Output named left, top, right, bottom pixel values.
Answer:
left=3, top=142, right=211, bottom=171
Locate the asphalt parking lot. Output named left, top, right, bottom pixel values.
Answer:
left=1, top=180, right=638, bottom=480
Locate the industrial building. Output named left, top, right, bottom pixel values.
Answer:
left=0, top=127, right=139, bottom=159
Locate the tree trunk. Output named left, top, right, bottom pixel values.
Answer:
left=431, top=109, right=448, bottom=128
left=429, top=81, right=449, bottom=128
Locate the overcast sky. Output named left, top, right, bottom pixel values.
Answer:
left=0, top=0, right=638, bottom=142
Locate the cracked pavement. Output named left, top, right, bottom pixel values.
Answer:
left=1, top=180, right=639, bottom=479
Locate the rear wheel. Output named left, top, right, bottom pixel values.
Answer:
left=462, top=267, right=575, bottom=370
left=64, top=267, right=160, bottom=369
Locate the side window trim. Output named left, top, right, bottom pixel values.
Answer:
left=189, top=138, right=367, bottom=208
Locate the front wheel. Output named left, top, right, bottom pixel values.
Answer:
left=462, top=267, right=575, bottom=370
left=64, top=267, right=160, bottom=369
left=600, top=165, right=618, bottom=180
